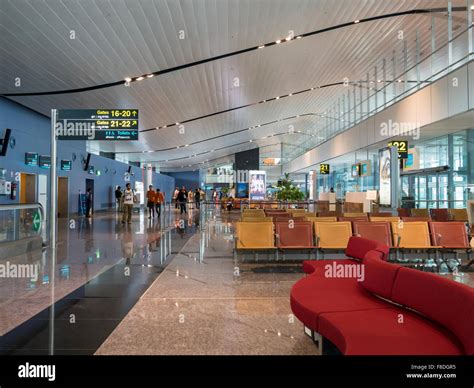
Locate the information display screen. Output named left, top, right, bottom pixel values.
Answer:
left=25, top=152, right=39, bottom=166
left=248, top=170, right=266, bottom=201
left=61, top=160, right=72, bottom=171
left=56, top=109, right=139, bottom=141
left=39, top=155, right=51, bottom=169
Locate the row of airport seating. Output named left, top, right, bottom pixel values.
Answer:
left=290, top=236, right=474, bottom=355
left=241, top=207, right=469, bottom=222
left=235, top=220, right=471, bottom=250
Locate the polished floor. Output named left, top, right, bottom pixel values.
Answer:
left=1, top=205, right=473, bottom=355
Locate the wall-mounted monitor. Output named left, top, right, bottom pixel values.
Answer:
left=61, top=160, right=72, bottom=171
left=236, top=182, right=248, bottom=198
left=39, top=155, right=51, bottom=169
left=351, top=163, right=360, bottom=177
left=25, top=152, right=39, bottom=166
left=359, top=160, right=372, bottom=177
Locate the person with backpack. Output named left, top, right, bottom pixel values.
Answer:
left=122, top=183, right=135, bottom=224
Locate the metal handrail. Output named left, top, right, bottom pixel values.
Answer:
left=0, top=203, right=44, bottom=213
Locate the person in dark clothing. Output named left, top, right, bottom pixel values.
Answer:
left=115, top=186, right=123, bottom=211
left=194, top=188, right=201, bottom=209
left=177, top=188, right=187, bottom=214
left=85, top=188, right=93, bottom=218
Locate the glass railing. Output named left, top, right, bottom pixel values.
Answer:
left=283, top=25, right=474, bottom=163
left=0, top=203, right=44, bottom=243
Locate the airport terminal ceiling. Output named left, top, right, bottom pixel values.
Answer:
left=0, top=0, right=471, bottom=171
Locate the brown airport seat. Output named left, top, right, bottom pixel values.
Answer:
left=235, top=222, right=275, bottom=249
left=273, top=217, right=308, bottom=223
left=429, top=208, right=451, bottom=222
left=353, top=221, right=392, bottom=247
left=402, top=216, right=431, bottom=222
left=449, top=208, right=468, bottom=222
left=391, top=221, right=432, bottom=248
left=397, top=208, right=411, bottom=218
left=411, top=208, right=430, bottom=218
left=370, top=216, right=400, bottom=223
left=429, top=222, right=470, bottom=249
left=288, top=209, right=307, bottom=216
left=275, top=221, right=315, bottom=249
left=344, top=202, right=363, bottom=213
left=314, top=221, right=352, bottom=249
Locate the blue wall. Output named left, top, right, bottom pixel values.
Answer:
left=0, top=97, right=174, bottom=213
left=165, top=170, right=200, bottom=191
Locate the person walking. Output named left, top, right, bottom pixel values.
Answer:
left=177, top=187, right=187, bottom=214
left=122, top=183, right=135, bottom=224
left=194, top=188, right=201, bottom=209
left=187, top=189, right=193, bottom=209
left=155, top=188, right=164, bottom=217
left=173, top=187, right=180, bottom=209
left=85, top=188, right=93, bottom=218
left=146, top=185, right=156, bottom=219
left=115, top=186, right=123, bottom=212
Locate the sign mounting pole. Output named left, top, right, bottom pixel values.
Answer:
left=49, top=108, right=57, bottom=355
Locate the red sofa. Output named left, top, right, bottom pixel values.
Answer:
left=291, top=237, right=474, bottom=355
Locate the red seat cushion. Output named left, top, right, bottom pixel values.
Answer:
left=359, top=253, right=402, bottom=299
left=391, top=267, right=474, bottom=355
left=345, top=236, right=379, bottom=261
left=318, top=308, right=463, bottom=355
left=290, top=275, right=388, bottom=332
left=302, top=259, right=356, bottom=275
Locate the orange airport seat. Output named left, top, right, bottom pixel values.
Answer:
left=275, top=221, right=315, bottom=249
left=342, top=212, right=367, bottom=218
left=391, top=221, right=432, bottom=248
left=410, top=208, right=430, bottom=218
left=448, top=208, right=468, bottom=222
left=305, top=216, right=338, bottom=222
left=353, top=221, right=392, bottom=247
left=241, top=217, right=273, bottom=222
left=370, top=216, right=400, bottom=222
left=314, top=221, right=352, bottom=249
left=235, top=222, right=275, bottom=249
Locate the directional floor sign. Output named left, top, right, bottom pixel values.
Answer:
left=32, top=210, right=42, bottom=232
left=56, top=109, right=139, bottom=141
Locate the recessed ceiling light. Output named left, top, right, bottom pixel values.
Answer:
left=258, top=45, right=265, bottom=49
left=249, top=140, right=252, bottom=142
left=285, top=37, right=291, bottom=41
left=146, top=74, right=154, bottom=78
left=175, top=122, right=179, bottom=125
left=275, top=39, right=281, bottom=44
left=124, top=77, right=132, bottom=82
left=163, top=125, right=167, bottom=128
left=289, top=93, right=293, bottom=96
left=296, top=36, right=302, bottom=39
left=354, top=20, right=360, bottom=23
left=276, top=96, right=280, bottom=99
left=136, top=76, right=144, bottom=81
